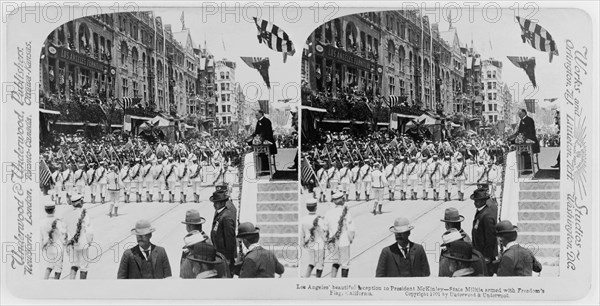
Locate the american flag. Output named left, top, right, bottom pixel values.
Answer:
left=507, top=56, right=537, bottom=87
left=516, top=17, right=559, bottom=62
left=301, top=157, right=317, bottom=186
left=39, top=159, right=52, bottom=188
left=253, top=17, right=295, bottom=61
left=240, top=57, right=271, bottom=89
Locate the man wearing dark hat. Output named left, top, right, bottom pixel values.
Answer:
left=117, top=219, right=172, bottom=279
left=441, top=207, right=471, bottom=243
left=375, top=217, right=430, bottom=277
left=470, top=188, right=498, bottom=276
left=476, top=183, right=499, bottom=220
left=494, top=220, right=542, bottom=276
left=442, top=241, right=480, bottom=277
left=181, top=231, right=230, bottom=279
left=210, top=190, right=237, bottom=272
left=235, top=222, right=285, bottom=278
left=64, top=193, right=93, bottom=279
left=301, top=198, right=326, bottom=278
left=180, top=210, right=211, bottom=270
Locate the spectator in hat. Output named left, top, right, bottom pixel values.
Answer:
left=235, top=222, right=284, bottom=278
left=210, top=190, right=237, bottom=273
left=180, top=209, right=211, bottom=267
left=442, top=241, right=481, bottom=277
left=438, top=228, right=487, bottom=277
left=476, top=183, right=499, bottom=220
left=470, top=188, right=498, bottom=276
left=181, top=232, right=231, bottom=279
left=300, top=198, right=326, bottom=278
left=494, top=220, right=542, bottom=276
left=64, top=193, right=93, bottom=279
left=375, top=217, right=430, bottom=277
left=40, top=202, right=66, bottom=279
left=324, top=191, right=355, bottom=278
left=117, top=219, right=172, bottom=279
left=440, top=207, right=471, bottom=243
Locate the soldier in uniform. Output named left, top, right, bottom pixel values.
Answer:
left=106, top=164, right=123, bottom=217
left=315, top=160, right=328, bottom=202
left=359, top=159, right=372, bottom=201
left=41, top=202, right=66, bottom=279
left=473, top=159, right=488, bottom=186
left=384, top=158, right=396, bottom=201
left=189, top=155, right=203, bottom=203
left=324, top=159, right=339, bottom=202
left=337, top=160, right=352, bottom=201
left=73, top=163, right=87, bottom=198
left=130, top=158, right=143, bottom=203
left=95, top=160, right=108, bottom=204
left=85, top=163, right=97, bottom=203
left=407, top=155, right=419, bottom=200
left=453, top=153, right=468, bottom=201
left=300, top=198, right=327, bottom=278
left=64, top=194, right=94, bottom=279
left=141, top=157, right=154, bottom=202
left=178, top=157, right=190, bottom=203
left=323, top=192, right=355, bottom=278
left=51, top=164, right=64, bottom=205
left=427, top=155, right=442, bottom=201
left=154, top=157, right=166, bottom=202
left=165, top=156, right=178, bottom=203
left=370, top=162, right=387, bottom=215
left=351, top=161, right=361, bottom=201
left=120, top=160, right=132, bottom=203
left=441, top=155, right=453, bottom=201
left=394, top=156, right=408, bottom=201
left=418, top=155, right=430, bottom=200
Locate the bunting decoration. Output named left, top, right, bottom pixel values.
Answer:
left=253, top=17, right=295, bottom=63
left=515, top=16, right=559, bottom=62
left=507, top=56, right=537, bottom=87
left=524, top=99, right=537, bottom=114
left=240, top=57, right=271, bottom=89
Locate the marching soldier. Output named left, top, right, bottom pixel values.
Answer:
left=153, top=157, right=166, bottom=203
left=120, top=160, right=132, bottom=203
left=418, top=155, right=429, bottom=200
left=370, top=162, right=387, bottom=215
left=95, top=160, right=108, bottom=204
left=351, top=161, right=361, bottom=201
left=189, top=156, right=203, bottom=203
left=324, top=192, right=355, bottom=278
left=427, top=155, right=442, bottom=201
left=360, top=159, right=372, bottom=201
left=86, top=162, right=97, bottom=204
left=315, top=160, right=327, bottom=202
left=325, top=159, right=339, bottom=202
left=178, top=157, right=190, bottom=203
left=301, top=198, right=327, bottom=278
left=487, top=161, right=499, bottom=198
left=165, top=156, right=178, bottom=203
left=407, top=155, right=419, bottom=200
left=395, top=156, right=408, bottom=201
left=130, top=158, right=143, bottom=203
left=337, top=160, right=352, bottom=201
left=106, top=164, right=122, bottom=217
left=51, top=164, right=64, bottom=205
left=441, top=155, right=453, bottom=201
left=474, top=159, right=489, bottom=186
left=73, top=163, right=87, bottom=198
left=384, top=158, right=396, bottom=201
left=453, top=154, right=468, bottom=201
left=141, top=157, right=153, bottom=202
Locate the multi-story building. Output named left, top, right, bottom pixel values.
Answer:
left=501, top=83, right=513, bottom=128
left=481, top=59, right=504, bottom=125
left=460, top=44, right=484, bottom=120
left=194, top=45, right=217, bottom=133
left=214, top=59, right=237, bottom=127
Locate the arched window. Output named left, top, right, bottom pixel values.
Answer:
left=387, top=40, right=395, bottom=64
left=131, top=47, right=138, bottom=72
left=398, top=46, right=406, bottom=71
left=120, top=41, right=129, bottom=67
left=345, top=22, right=358, bottom=51
left=77, top=22, right=90, bottom=52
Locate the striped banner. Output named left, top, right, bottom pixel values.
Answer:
left=516, top=16, right=559, bottom=62
left=253, top=17, right=295, bottom=56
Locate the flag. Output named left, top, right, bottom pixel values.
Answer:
left=180, top=11, right=185, bottom=30
left=507, top=56, right=537, bottom=87
left=258, top=100, right=269, bottom=114
left=544, top=98, right=558, bottom=103
left=301, top=157, right=317, bottom=185
left=524, top=99, right=537, bottom=114
left=240, top=57, right=271, bottom=88
left=40, top=159, right=52, bottom=188
left=253, top=17, right=295, bottom=62
left=515, top=16, right=559, bottom=62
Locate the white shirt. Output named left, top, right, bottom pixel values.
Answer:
left=477, top=205, right=487, bottom=212
left=246, top=243, right=260, bottom=254
left=139, top=245, right=152, bottom=260
left=397, top=243, right=410, bottom=258
left=504, top=241, right=518, bottom=254
left=216, top=207, right=225, bottom=214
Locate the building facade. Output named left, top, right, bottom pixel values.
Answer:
left=214, top=59, right=237, bottom=127
left=481, top=59, right=504, bottom=125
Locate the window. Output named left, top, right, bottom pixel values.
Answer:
left=494, top=104, right=497, bottom=111
left=489, top=115, right=493, bottom=122
left=133, top=81, right=138, bottom=97
left=488, top=104, right=492, bottom=111
left=122, top=78, right=129, bottom=96
left=488, top=93, right=492, bottom=100
left=120, top=41, right=128, bottom=67
left=492, top=71, right=496, bottom=78
left=221, top=83, right=225, bottom=91
left=227, top=105, right=231, bottom=112
left=389, top=76, right=395, bottom=95
left=493, top=93, right=497, bottom=100
left=221, top=94, right=226, bottom=101
left=487, top=82, right=492, bottom=89
left=492, top=82, right=496, bottom=89
left=494, top=115, right=498, bottom=122
left=227, top=116, right=231, bottom=124
left=220, top=72, right=225, bottom=79
left=226, top=72, right=230, bottom=79
left=222, top=105, right=226, bottom=113
left=487, top=71, right=491, bottom=78
left=226, top=94, right=230, bottom=101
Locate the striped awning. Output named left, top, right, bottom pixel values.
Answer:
left=387, top=96, right=401, bottom=106
left=119, top=97, right=142, bottom=109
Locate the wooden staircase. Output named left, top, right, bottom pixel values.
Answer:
left=256, top=181, right=299, bottom=267
left=516, top=181, right=560, bottom=276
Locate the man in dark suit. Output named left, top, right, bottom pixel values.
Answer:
left=470, top=188, right=498, bottom=276
left=117, top=219, right=172, bottom=279
left=494, top=220, right=542, bottom=276
left=235, top=222, right=285, bottom=278
left=375, top=217, right=430, bottom=277
left=510, top=109, right=539, bottom=170
left=210, top=190, right=237, bottom=276
left=250, top=110, right=276, bottom=172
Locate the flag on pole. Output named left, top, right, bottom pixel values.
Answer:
left=301, top=157, right=317, bottom=186
left=253, top=17, right=296, bottom=63
left=515, top=16, right=559, bottom=62
left=240, top=57, right=271, bottom=89
left=40, top=159, right=52, bottom=188
left=507, top=56, right=537, bottom=87
left=258, top=100, right=270, bottom=114
left=180, top=11, right=185, bottom=30
left=524, top=99, right=537, bottom=114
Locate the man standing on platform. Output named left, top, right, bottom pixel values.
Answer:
left=250, top=110, right=276, bottom=172
left=509, top=109, right=539, bottom=171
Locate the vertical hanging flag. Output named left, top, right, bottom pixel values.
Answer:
left=253, top=17, right=295, bottom=63
left=515, top=16, right=559, bottom=62
left=258, top=100, right=270, bottom=115
left=524, top=99, right=537, bottom=114
left=40, top=159, right=52, bottom=188
left=180, top=11, right=185, bottom=30
left=507, top=56, right=537, bottom=87
left=240, top=57, right=271, bottom=89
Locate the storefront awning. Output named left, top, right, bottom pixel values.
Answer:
left=128, top=115, right=153, bottom=121
left=40, top=109, right=61, bottom=115
left=303, top=106, right=327, bottom=113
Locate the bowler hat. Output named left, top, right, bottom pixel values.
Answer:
left=236, top=222, right=260, bottom=237
left=440, top=207, right=465, bottom=223
left=45, top=202, right=56, bottom=209
left=186, top=242, right=222, bottom=264
left=495, top=220, right=518, bottom=235
left=181, top=209, right=206, bottom=225
left=209, top=191, right=229, bottom=202
left=131, top=219, right=156, bottom=236
left=182, top=230, right=207, bottom=248
left=470, top=188, right=490, bottom=201
left=389, top=217, right=414, bottom=234
left=442, top=241, right=478, bottom=262
left=306, top=198, right=318, bottom=208
left=441, top=228, right=466, bottom=246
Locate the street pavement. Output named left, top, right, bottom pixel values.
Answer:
left=300, top=163, right=500, bottom=278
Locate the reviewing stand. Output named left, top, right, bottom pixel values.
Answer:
left=515, top=141, right=539, bottom=176
left=252, top=144, right=274, bottom=179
